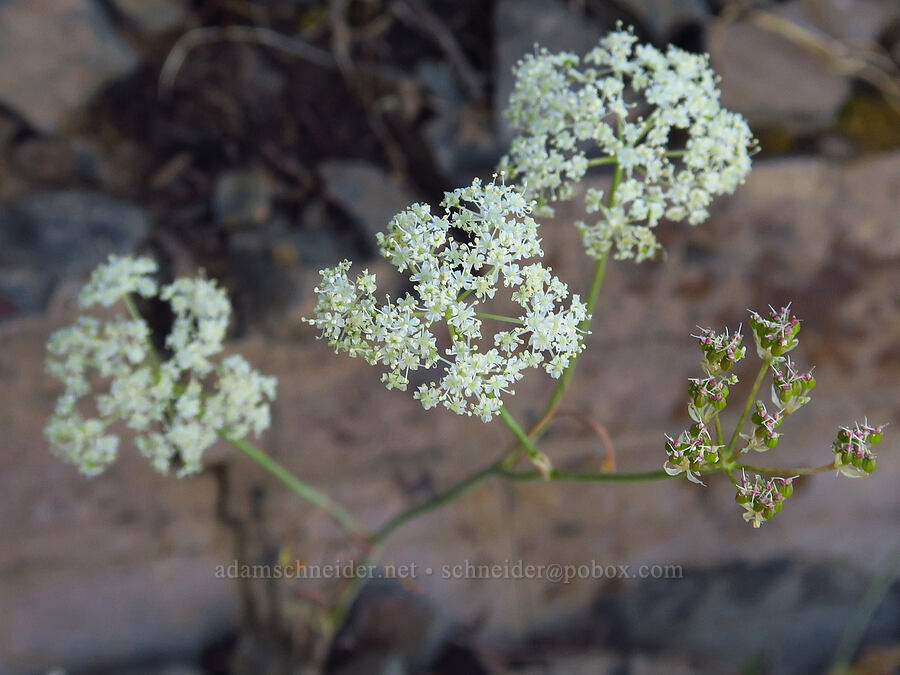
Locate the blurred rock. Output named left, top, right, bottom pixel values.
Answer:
left=295, top=200, right=344, bottom=264
left=111, top=0, right=190, bottom=36
left=618, top=0, right=709, bottom=42
left=0, top=190, right=148, bottom=316
left=331, top=652, right=406, bottom=675
left=419, top=61, right=503, bottom=186
left=328, top=578, right=448, bottom=674
left=318, top=160, right=417, bottom=243
left=0, top=110, right=21, bottom=149
left=505, top=653, right=622, bottom=674
left=0, top=0, right=138, bottom=132
left=584, top=559, right=900, bottom=674
left=709, top=0, right=897, bottom=131
left=12, top=135, right=106, bottom=185
left=493, top=0, right=604, bottom=140
left=213, top=167, right=276, bottom=230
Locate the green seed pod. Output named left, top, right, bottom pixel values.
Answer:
left=791, top=380, right=803, bottom=396
left=771, top=342, right=785, bottom=356
left=838, top=429, right=850, bottom=442
left=713, top=397, right=727, bottom=411
left=752, top=412, right=763, bottom=425
left=690, top=423, right=703, bottom=436
left=693, top=394, right=705, bottom=408
left=806, top=376, right=816, bottom=389
left=720, top=356, right=733, bottom=372
left=735, top=492, right=750, bottom=505
left=791, top=323, right=801, bottom=336
left=755, top=426, right=766, bottom=439
left=704, top=450, right=718, bottom=463
left=868, top=432, right=883, bottom=445
left=763, top=507, right=775, bottom=520
left=862, top=457, right=876, bottom=473
left=765, top=435, right=779, bottom=449
left=779, top=388, right=793, bottom=403
left=777, top=482, right=794, bottom=498
left=774, top=501, right=784, bottom=512
left=720, top=385, right=730, bottom=398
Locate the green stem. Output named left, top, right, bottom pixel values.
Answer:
left=501, top=467, right=676, bottom=482
left=123, top=293, right=161, bottom=374
left=371, top=463, right=502, bottom=544
left=714, top=414, right=724, bottom=446
left=333, top=458, right=505, bottom=630
left=587, top=155, right=617, bottom=167
left=475, top=312, right=525, bottom=325
left=499, top=406, right=552, bottom=475
left=220, top=431, right=363, bottom=535
left=734, top=462, right=835, bottom=477
left=724, top=469, right=740, bottom=489
left=830, top=548, right=900, bottom=673
left=538, top=163, right=620, bottom=430
left=724, top=360, right=771, bottom=458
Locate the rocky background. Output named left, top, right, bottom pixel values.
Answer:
left=1, top=1, right=900, bottom=674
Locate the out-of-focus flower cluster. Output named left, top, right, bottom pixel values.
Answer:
left=306, top=178, right=588, bottom=422
left=832, top=421, right=884, bottom=477
left=735, top=472, right=794, bottom=528
left=45, top=256, right=276, bottom=477
left=501, top=26, right=756, bottom=261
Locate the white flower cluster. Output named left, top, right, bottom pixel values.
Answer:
left=501, top=26, right=755, bottom=261
left=45, top=255, right=276, bottom=477
left=307, top=178, right=588, bottom=421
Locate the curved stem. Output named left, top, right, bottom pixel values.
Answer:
left=220, top=431, right=364, bottom=535
left=371, top=463, right=502, bottom=544
left=734, top=461, right=835, bottom=477
left=724, top=360, right=771, bottom=458
left=830, top=547, right=900, bottom=673
left=123, top=293, right=161, bottom=375
left=587, top=155, right=617, bottom=167
left=537, top=163, right=620, bottom=431
left=499, top=407, right=552, bottom=476
left=501, top=467, right=676, bottom=482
